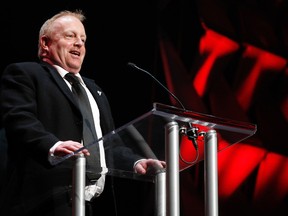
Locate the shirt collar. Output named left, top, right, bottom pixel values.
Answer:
left=53, top=65, right=85, bottom=85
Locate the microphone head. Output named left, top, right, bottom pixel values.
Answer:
left=127, top=62, right=137, bottom=68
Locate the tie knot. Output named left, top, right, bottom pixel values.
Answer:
left=65, top=73, right=80, bottom=85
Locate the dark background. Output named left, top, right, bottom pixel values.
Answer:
left=1, top=0, right=288, bottom=215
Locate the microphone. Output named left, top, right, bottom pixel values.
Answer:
left=127, top=62, right=186, bottom=111
left=128, top=62, right=200, bottom=165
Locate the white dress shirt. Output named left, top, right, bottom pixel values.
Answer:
left=49, top=65, right=107, bottom=201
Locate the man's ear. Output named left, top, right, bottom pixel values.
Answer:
left=40, top=35, right=50, bottom=48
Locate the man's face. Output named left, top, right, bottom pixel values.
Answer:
left=45, top=15, right=87, bottom=73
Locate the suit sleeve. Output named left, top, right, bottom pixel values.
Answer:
left=1, top=63, right=60, bottom=167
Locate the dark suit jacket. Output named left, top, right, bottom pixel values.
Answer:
left=0, top=61, right=141, bottom=216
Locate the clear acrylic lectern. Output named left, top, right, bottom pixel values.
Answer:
left=53, top=102, right=257, bottom=216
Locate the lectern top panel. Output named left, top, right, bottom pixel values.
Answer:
left=52, top=103, right=257, bottom=182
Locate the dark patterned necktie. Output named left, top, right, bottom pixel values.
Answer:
left=65, top=73, right=101, bottom=181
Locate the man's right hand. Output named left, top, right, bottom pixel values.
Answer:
left=54, top=140, right=90, bottom=157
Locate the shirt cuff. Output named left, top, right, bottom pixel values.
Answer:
left=48, top=141, right=63, bottom=164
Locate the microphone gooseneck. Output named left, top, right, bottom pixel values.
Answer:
left=127, top=62, right=186, bottom=111
left=128, top=62, right=200, bottom=165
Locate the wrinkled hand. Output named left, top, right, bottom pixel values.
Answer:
left=134, top=159, right=166, bottom=175
left=54, top=140, right=90, bottom=157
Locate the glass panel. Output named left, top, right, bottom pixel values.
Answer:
left=52, top=103, right=257, bottom=182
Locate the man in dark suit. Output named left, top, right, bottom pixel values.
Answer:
left=0, top=10, right=165, bottom=216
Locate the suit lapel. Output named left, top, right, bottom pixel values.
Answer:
left=83, top=78, right=102, bottom=104
left=40, top=62, right=81, bottom=110
left=83, top=77, right=110, bottom=131
left=39, top=62, right=108, bottom=124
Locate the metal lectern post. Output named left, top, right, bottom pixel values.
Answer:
left=72, top=154, right=86, bottom=216
left=155, top=126, right=220, bottom=216
left=165, top=121, right=180, bottom=216
left=205, top=130, right=219, bottom=216
left=155, top=171, right=166, bottom=216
